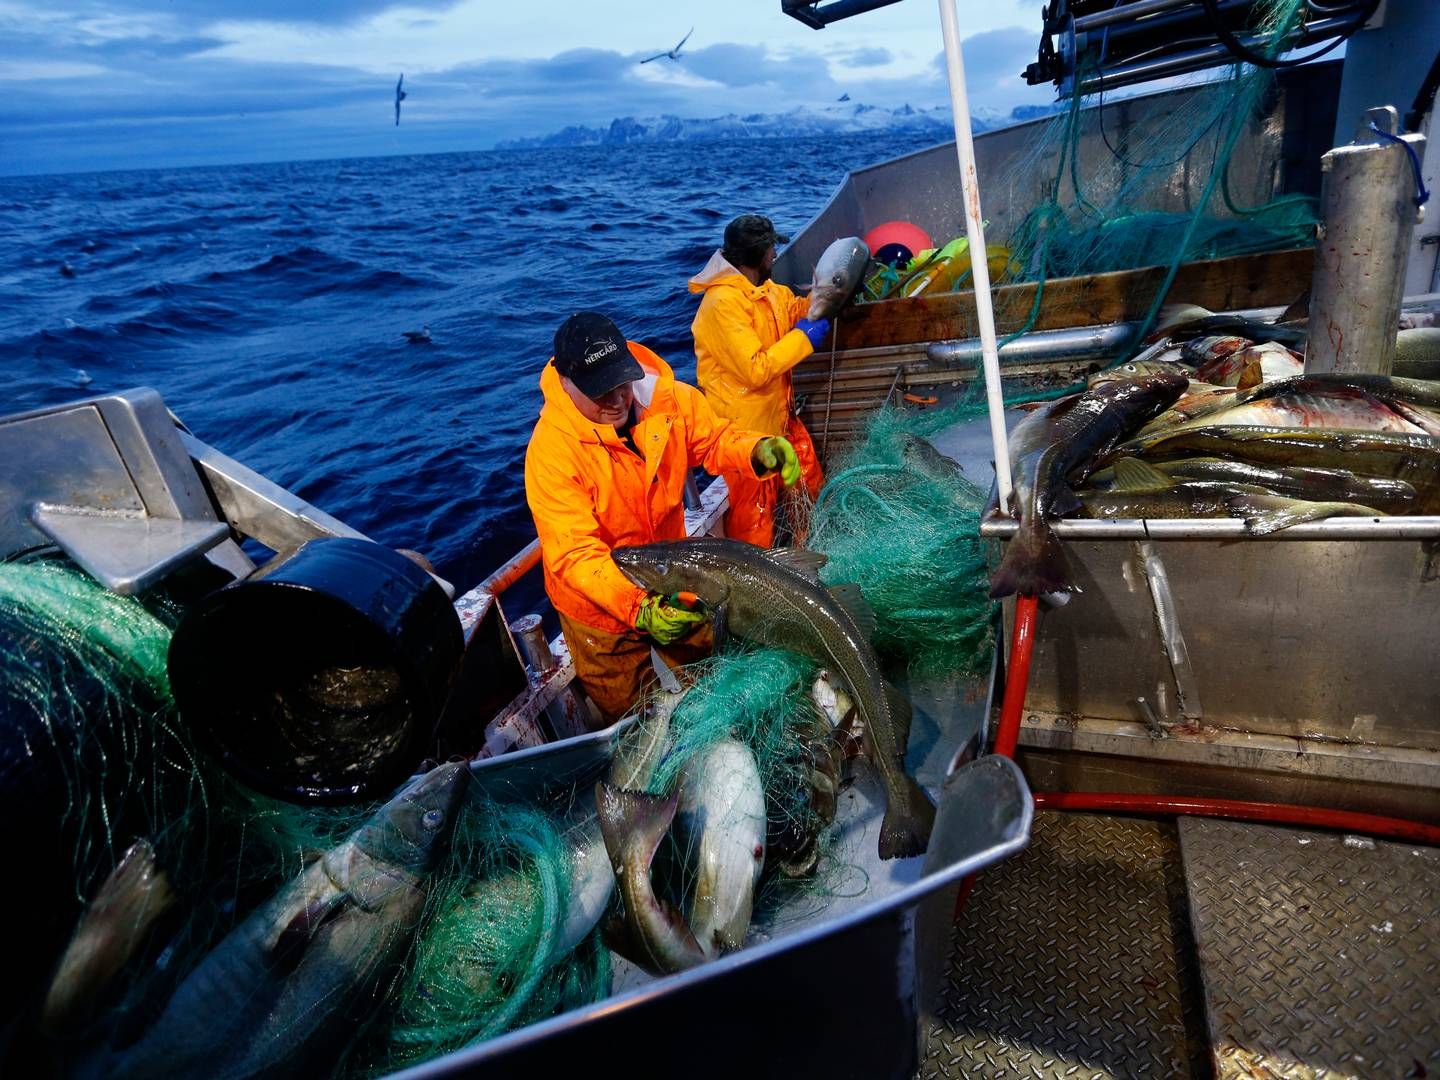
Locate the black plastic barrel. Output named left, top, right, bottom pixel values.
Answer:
left=168, top=538, right=463, bottom=803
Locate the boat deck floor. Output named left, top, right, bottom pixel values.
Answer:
left=922, top=811, right=1209, bottom=1079
left=919, top=812, right=1440, bottom=1079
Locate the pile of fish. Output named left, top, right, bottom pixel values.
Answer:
left=43, top=762, right=470, bottom=1078
left=600, top=537, right=934, bottom=974
left=36, top=535, right=930, bottom=1069
left=990, top=305, right=1440, bottom=598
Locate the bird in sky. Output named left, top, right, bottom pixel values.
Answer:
left=395, top=74, right=406, bottom=126
left=639, top=27, right=694, bottom=64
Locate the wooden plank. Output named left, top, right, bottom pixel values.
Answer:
left=823, top=247, right=1313, bottom=353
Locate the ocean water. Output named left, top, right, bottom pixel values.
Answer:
left=0, top=134, right=938, bottom=605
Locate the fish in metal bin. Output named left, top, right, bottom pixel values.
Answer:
left=1085, top=456, right=1417, bottom=515
left=675, top=738, right=767, bottom=955
left=597, top=739, right=767, bottom=970
left=42, top=840, right=176, bottom=1037
left=1116, top=425, right=1440, bottom=515
left=595, top=781, right=708, bottom=974
left=1193, top=341, right=1304, bottom=388
left=613, top=537, right=934, bottom=861
left=101, top=761, right=468, bottom=1079
left=1076, top=459, right=1383, bottom=536
left=988, top=371, right=1188, bottom=598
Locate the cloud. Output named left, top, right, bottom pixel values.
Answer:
left=682, top=43, right=831, bottom=89
left=956, top=27, right=1037, bottom=84
left=0, top=5, right=1058, bottom=176
left=837, top=46, right=892, bottom=67
left=928, top=26, right=1044, bottom=112
left=0, top=60, right=111, bottom=79
left=79, top=0, right=465, bottom=26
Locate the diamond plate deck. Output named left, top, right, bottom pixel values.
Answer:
left=921, top=812, right=1210, bottom=1079
left=1180, top=817, right=1440, bottom=1080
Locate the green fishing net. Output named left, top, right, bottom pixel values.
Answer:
left=0, top=556, right=204, bottom=906
left=647, top=648, right=818, bottom=798
left=353, top=792, right=610, bottom=1076
left=854, top=0, right=1318, bottom=377
left=996, top=0, right=1317, bottom=355
left=0, top=558, right=610, bottom=1076
left=808, top=399, right=996, bottom=679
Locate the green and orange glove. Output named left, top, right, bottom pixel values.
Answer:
left=752, top=436, right=801, bottom=488
left=635, top=592, right=706, bottom=645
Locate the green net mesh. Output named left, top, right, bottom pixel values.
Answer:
left=0, top=557, right=205, bottom=907
left=354, top=792, right=610, bottom=1075
left=0, top=558, right=611, bottom=1075
left=809, top=399, right=996, bottom=679
left=856, top=0, right=1318, bottom=374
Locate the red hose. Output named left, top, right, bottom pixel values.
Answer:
left=955, top=593, right=1040, bottom=920
left=992, top=594, right=1038, bottom=759
left=1034, top=791, right=1440, bottom=846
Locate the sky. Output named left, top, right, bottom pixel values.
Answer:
left=0, top=0, right=1059, bottom=176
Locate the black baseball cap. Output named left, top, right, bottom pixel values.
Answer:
left=553, top=311, right=643, bottom=398
left=723, top=213, right=790, bottom=254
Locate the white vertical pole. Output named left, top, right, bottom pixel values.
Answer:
left=937, top=0, right=1014, bottom=512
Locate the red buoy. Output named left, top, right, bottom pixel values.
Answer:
left=862, top=220, right=933, bottom=260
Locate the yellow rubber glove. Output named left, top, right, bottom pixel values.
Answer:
left=634, top=592, right=706, bottom=645
left=752, top=436, right=801, bottom=488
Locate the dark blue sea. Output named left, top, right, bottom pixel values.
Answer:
left=0, top=135, right=937, bottom=607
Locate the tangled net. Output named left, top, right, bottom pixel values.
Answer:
left=809, top=400, right=996, bottom=679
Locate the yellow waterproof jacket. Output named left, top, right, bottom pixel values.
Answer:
left=524, top=343, right=765, bottom=634
left=689, top=250, right=813, bottom=435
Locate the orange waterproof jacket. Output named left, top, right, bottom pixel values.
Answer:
left=689, top=251, right=813, bottom=435
left=524, top=343, right=765, bottom=634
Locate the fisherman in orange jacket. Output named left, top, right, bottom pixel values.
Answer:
left=689, top=214, right=830, bottom=547
left=525, top=311, right=800, bottom=726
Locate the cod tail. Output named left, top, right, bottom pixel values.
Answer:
left=41, top=838, right=176, bottom=1036
left=1227, top=493, right=1381, bottom=536
left=596, top=780, right=676, bottom=872
left=878, top=772, right=937, bottom=861
left=989, top=518, right=1074, bottom=599
left=595, top=782, right=708, bottom=973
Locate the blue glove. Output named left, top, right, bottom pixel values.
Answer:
left=795, top=317, right=831, bottom=348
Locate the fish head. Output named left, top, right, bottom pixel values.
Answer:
left=1117, top=368, right=1190, bottom=398
left=807, top=237, right=870, bottom=319
left=1087, top=359, right=1189, bottom=388
left=612, top=542, right=725, bottom=605
left=354, top=760, right=468, bottom=874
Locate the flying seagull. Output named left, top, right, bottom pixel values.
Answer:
left=639, top=27, right=693, bottom=64
left=395, top=73, right=406, bottom=126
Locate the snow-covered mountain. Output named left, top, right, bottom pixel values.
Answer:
left=494, top=102, right=1058, bottom=150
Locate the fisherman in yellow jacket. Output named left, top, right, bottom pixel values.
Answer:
left=689, top=214, right=830, bottom=547
left=525, top=311, right=799, bottom=726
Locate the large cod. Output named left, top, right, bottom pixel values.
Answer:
left=103, top=761, right=468, bottom=1079
left=613, top=537, right=934, bottom=860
